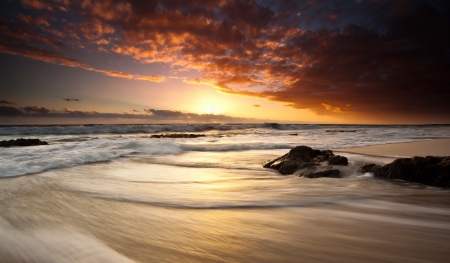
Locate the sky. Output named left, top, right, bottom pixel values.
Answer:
left=0, top=0, right=449, bottom=124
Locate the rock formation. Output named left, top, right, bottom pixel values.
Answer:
left=358, top=156, right=450, bottom=188
left=263, top=145, right=348, bottom=177
left=150, top=134, right=206, bottom=138
left=0, top=138, right=48, bottom=147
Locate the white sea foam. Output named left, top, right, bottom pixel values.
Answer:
left=1, top=124, right=449, bottom=177
left=180, top=143, right=293, bottom=152
left=6, top=123, right=446, bottom=136
left=0, top=139, right=182, bottom=177
left=0, top=123, right=315, bottom=135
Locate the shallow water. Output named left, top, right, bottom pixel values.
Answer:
left=1, top=124, right=450, bottom=262
left=1, top=150, right=450, bottom=262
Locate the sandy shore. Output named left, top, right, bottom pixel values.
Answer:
left=334, top=138, right=450, bottom=157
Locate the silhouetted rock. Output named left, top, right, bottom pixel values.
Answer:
left=263, top=145, right=348, bottom=176
left=150, top=134, right=206, bottom=138
left=0, top=138, right=48, bottom=147
left=358, top=156, right=450, bottom=188
left=329, top=155, right=349, bottom=165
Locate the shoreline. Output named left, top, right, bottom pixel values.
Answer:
left=334, top=138, right=450, bottom=158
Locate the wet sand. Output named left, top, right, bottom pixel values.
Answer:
left=1, top=150, right=450, bottom=262
left=334, top=138, right=450, bottom=157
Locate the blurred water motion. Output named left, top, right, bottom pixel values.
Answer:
left=1, top=151, right=450, bottom=262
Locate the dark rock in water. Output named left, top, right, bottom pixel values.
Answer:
left=150, top=133, right=206, bottom=138
left=263, top=145, right=347, bottom=175
left=358, top=156, right=450, bottom=188
left=329, top=155, right=349, bottom=165
left=297, top=166, right=341, bottom=178
left=0, top=138, right=48, bottom=147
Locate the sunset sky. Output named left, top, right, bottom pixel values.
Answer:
left=1, top=0, right=449, bottom=124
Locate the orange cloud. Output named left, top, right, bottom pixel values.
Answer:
left=22, top=106, right=50, bottom=113
left=2, top=0, right=450, bottom=122
left=0, top=40, right=165, bottom=83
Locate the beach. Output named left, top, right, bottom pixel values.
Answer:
left=1, top=124, right=450, bottom=262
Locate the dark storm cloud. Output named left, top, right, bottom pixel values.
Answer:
left=0, top=100, right=15, bottom=104
left=1, top=0, right=449, bottom=121
left=63, top=98, right=80, bottom=102
left=0, top=106, right=23, bottom=116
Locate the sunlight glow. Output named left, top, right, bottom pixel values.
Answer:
left=203, top=105, right=222, bottom=115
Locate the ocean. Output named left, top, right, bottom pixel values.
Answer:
left=1, top=124, right=450, bottom=262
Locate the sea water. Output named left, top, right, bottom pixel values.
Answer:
left=1, top=124, right=450, bottom=262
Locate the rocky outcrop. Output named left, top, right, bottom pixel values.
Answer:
left=358, top=156, right=450, bottom=188
left=0, top=138, right=48, bottom=147
left=328, top=155, right=349, bottom=165
left=263, top=145, right=348, bottom=177
left=150, top=134, right=206, bottom=138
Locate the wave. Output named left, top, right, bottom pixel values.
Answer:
left=180, top=143, right=293, bottom=152
left=0, top=135, right=296, bottom=177
left=90, top=194, right=392, bottom=210
left=0, top=123, right=322, bottom=135
left=0, top=139, right=182, bottom=178
left=262, top=123, right=321, bottom=130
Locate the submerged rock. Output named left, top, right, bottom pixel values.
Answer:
left=297, top=166, right=341, bottom=178
left=0, top=138, right=48, bottom=147
left=358, top=156, right=450, bottom=188
left=263, top=145, right=348, bottom=176
left=150, top=133, right=206, bottom=138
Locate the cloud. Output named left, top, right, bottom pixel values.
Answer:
left=125, top=109, right=139, bottom=114
left=252, top=104, right=261, bottom=107
left=63, top=98, right=80, bottom=102
left=2, top=0, right=450, bottom=122
left=20, top=0, right=53, bottom=11
left=0, top=100, right=15, bottom=105
left=0, top=106, right=23, bottom=116
left=22, top=106, right=51, bottom=114
left=0, top=12, right=166, bottom=83
left=1, top=106, right=253, bottom=123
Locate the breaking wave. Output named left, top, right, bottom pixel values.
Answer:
left=0, top=123, right=321, bottom=135
left=0, top=137, right=295, bottom=177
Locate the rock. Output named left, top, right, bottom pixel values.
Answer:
left=329, top=155, right=349, bottom=165
left=358, top=156, right=450, bottom=188
left=150, top=134, right=206, bottom=138
left=288, top=133, right=298, bottom=136
left=297, top=166, right=341, bottom=178
left=263, top=145, right=347, bottom=175
left=0, top=138, right=48, bottom=147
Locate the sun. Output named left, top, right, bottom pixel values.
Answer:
left=202, top=105, right=221, bottom=115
